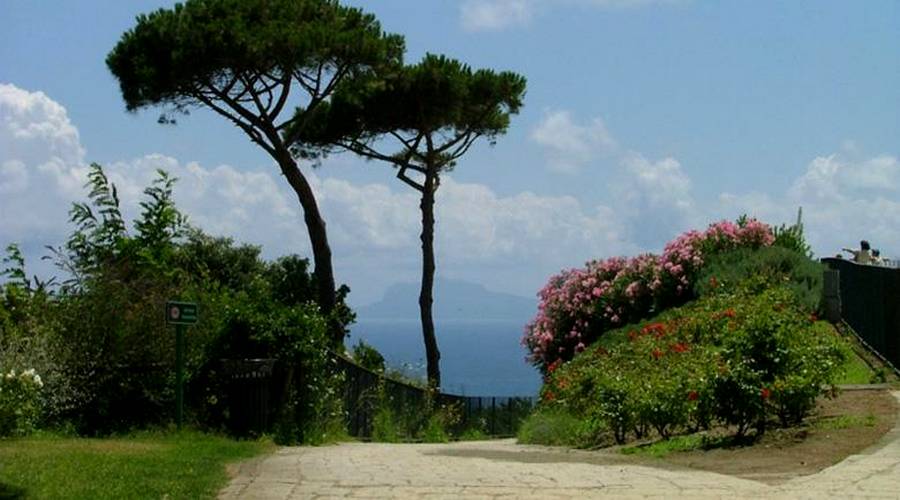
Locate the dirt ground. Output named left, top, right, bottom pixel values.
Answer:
left=630, top=388, right=899, bottom=484
left=436, top=389, right=898, bottom=486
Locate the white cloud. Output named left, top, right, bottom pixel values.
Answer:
left=717, top=154, right=900, bottom=261
left=531, top=110, right=617, bottom=173
left=612, top=152, right=698, bottom=248
left=4, top=83, right=897, bottom=308
left=0, top=83, right=90, bottom=244
left=460, top=0, right=533, bottom=32
left=0, top=84, right=640, bottom=304
left=460, top=0, right=681, bottom=31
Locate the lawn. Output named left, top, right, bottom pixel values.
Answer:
left=0, top=430, right=273, bottom=499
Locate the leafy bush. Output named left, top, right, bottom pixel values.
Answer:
left=371, top=404, right=401, bottom=443
left=517, top=409, right=587, bottom=447
left=524, top=218, right=774, bottom=373
left=771, top=213, right=813, bottom=258
left=420, top=414, right=451, bottom=443
left=695, top=246, right=824, bottom=312
left=539, top=286, right=847, bottom=446
left=351, top=339, right=385, bottom=373
left=1, top=164, right=352, bottom=438
left=0, top=368, right=44, bottom=436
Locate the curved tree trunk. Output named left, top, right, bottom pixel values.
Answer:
left=420, top=170, right=441, bottom=390
left=272, top=146, right=341, bottom=346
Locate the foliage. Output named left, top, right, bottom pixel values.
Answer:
left=0, top=431, right=272, bottom=499
left=695, top=246, right=824, bottom=313
left=419, top=400, right=460, bottom=443
left=516, top=409, right=587, bottom=447
left=296, top=52, right=527, bottom=389
left=524, top=217, right=775, bottom=373
left=351, top=339, right=385, bottom=373
left=457, top=427, right=487, bottom=441
left=0, top=368, right=44, bottom=437
left=371, top=405, right=401, bottom=443
left=1, top=164, right=350, bottom=439
left=420, top=413, right=451, bottom=443
left=771, top=208, right=813, bottom=258
left=538, top=286, right=847, bottom=446
left=107, top=0, right=407, bottom=342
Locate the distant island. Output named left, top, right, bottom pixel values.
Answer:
left=357, top=279, right=537, bottom=322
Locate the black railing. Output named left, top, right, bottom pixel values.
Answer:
left=335, top=355, right=535, bottom=439
left=822, top=258, right=900, bottom=371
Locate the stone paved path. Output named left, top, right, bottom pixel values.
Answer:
left=220, top=392, right=900, bottom=499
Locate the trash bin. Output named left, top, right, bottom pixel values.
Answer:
left=221, top=358, right=276, bottom=436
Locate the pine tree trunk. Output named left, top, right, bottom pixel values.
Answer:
left=272, top=148, right=341, bottom=346
left=419, top=171, right=441, bottom=390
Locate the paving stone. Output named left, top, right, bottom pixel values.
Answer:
left=219, top=391, right=900, bottom=499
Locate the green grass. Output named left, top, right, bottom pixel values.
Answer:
left=620, top=434, right=706, bottom=458
left=839, top=352, right=878, bottom=385
left=0, top=430, right=273, bottom=499
left=809, top=321, right=878, bottom=385
left=813, top=414, right=877, bottom=431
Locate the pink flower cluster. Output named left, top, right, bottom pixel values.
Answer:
left=523, top=218, right=774, bottom=372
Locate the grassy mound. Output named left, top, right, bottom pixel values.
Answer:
left=521, top=285, right=853, bottom=448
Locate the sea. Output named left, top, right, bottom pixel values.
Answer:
left=348, top=318, right=542, bottom=397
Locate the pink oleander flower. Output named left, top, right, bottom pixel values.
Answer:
left=523, top=217, right=774, bottom=371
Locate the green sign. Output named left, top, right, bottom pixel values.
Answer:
left=166, top=301, right=198, bottom=325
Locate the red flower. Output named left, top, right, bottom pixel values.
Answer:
left=557, top=377, right=570, bottom=389
left=809, top=313, right=818, bottom=323
left=760, top=387, right=771, bottom=400
left=652, top=349, right=663, bottom=360
left=544, top=390, right=556, bottom=402
left=628, top=330, right=638, bottom=342
left=642, top=322, right=668, bottom=338
left=547, top=359, right=562, bottom=374
left=723, top=308, right=736, bottom=318
left=708, top=276, right=719, bottom=289
left=687, top=390, right=699, bottom=401
left=671, top=342, right=690, bottom=353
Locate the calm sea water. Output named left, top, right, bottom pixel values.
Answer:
left=349, top=319, right=542, bottom=397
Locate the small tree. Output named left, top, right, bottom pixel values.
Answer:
left=293, top=54, right=526, bottom=388
left=106, top=0, right=404, bottom=344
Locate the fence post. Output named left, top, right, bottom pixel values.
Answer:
left=491, top=397, right=496, bottom=435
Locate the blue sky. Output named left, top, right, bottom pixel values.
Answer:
left=2, top=0, right=899, bottom=307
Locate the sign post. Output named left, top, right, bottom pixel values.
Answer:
left=166, top=301, right=198, bottom=429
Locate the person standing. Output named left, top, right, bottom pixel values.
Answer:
left=842, top=240, right=873, bottom=264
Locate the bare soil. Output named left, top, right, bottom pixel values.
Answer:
left=435, top=389, right=897, bottom=486
left=636, top=388, right=898, bottom=484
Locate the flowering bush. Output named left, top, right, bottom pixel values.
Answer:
left=0, top=367, right=44, bottom=437
left=524, top=218, right=775, bottom=372
left=534, top=286, right=846, bottom=446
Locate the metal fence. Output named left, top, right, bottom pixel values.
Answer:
left=822, top=258, right=900, bottom=371
left=335, top=355, right=535, bottom=440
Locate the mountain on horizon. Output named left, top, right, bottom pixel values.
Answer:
left=357, top=279, right=537, bottom=322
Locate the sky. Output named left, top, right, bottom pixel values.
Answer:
left=1, top=0, right=899, bottom=308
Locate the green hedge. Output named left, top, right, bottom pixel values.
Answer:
left=528, top=285, right=846, bottom=447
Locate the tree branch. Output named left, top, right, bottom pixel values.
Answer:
left=195, top=92, right=276, bottom=157
left=396, top=165, right=425, bottom=192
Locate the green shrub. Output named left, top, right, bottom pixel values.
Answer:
left=0, top=368, right=44, bottom=436
left=420, top=414, right=450, bottom=443
left=695, top=246, right=824, bottom=312
left=517, top=410, right=586, bottom=447
left=371, top=405, right=401, bottom=443
left=351, top=340, right=385, bottom=373
left=542, top=286, right=847, bottom=446
left=771, top=216, right=813, bottom=258
left=457, top=427, right=487, bottom=441
left=1, top=164, right=351, bottom=439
